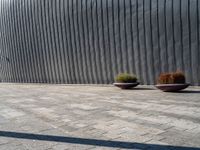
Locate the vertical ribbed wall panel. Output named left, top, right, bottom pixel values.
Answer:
left=0, top=0, right=200, bottom=85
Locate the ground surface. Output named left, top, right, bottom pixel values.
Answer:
left=0, top=84, right=200, bottom=150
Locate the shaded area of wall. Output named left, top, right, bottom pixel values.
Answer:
left=0, top=0, right=199, bottom=85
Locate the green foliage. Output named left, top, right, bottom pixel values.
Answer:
left=157, top=71, right=186, bottom=84
left=115, top=73, right=137, bottom=83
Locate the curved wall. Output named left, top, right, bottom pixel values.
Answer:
left=0, top=0, right=200, bottom=85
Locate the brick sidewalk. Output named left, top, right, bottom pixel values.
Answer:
left=0, top=84, right=200, bottom=150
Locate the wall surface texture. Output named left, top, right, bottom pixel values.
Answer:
left=0, top=0, right=200, bottom=85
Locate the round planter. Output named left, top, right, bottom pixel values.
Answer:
left=155, top=83, right=190, bottom=92
left=113, top=82, right=140, bottom=89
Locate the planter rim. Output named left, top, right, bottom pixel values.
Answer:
left=155, top=83, right=190, bottom=92
left=155, top=83, right=190, bottom=86
left=113, top=82, right=140, bottom=85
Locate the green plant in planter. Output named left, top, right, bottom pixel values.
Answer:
left=115, top=73, right=137, bottom=83
left=157, top=71, right=186, bottom=84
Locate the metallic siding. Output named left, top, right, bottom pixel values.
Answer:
left=0, top=0, right=199, bottom=85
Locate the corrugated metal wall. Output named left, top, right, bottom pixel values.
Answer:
left=0, top=0, right=200, bottom=85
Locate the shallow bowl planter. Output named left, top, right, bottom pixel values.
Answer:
left=155, top=83, right=190, bottom=92
left=113, top=82, right=140, bottom=89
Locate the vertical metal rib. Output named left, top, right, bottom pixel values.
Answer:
left=132, top=0, right=142, bottom=82
left=80, top=0, right=89, bottom=83
left=190, top=0, right=198, bottom=85
left=182, top=0, right=192, bottom=83
left=138, top=0, right=148, bottom=84
left=128, top=0, right=135, bottom=76
left=89, top=0, right=97, bottom=83
left=145, top=0, right=155, bottom=84
left=198, top=0, right=200, bottom=85
left=53, top=0, right=63, bottom=83
left=92, top=0, right=101, bottom=83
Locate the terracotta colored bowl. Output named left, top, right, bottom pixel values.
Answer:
left=155, top=83, right=190, bottom=92
left=113, top=82, right=140, bottom=89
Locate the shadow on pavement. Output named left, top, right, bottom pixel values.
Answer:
left=0, top=131, right=199, bottom=150
left=124, top=87, right=155, bottom=90
left=133, top=87, right=155, bottom=90
left=172, top=90, right=200, bottom=94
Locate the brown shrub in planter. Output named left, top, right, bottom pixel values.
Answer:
left=157, top=71, right=186, bottom=84
left=172, top=71, right=186, bottom=83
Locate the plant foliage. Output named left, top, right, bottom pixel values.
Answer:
left=157, top=71, right=186, bottom=84
left=115, top=73, right=137, bottom=83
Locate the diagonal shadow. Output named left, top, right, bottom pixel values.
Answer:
left=0, top=131, right=199, bottom=150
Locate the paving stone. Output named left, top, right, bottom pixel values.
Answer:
left=20, top=140, right=57, bottom=150
left=51, top=143, right=96, bottom=150
left=0, top=143, right=26, bottom=150
left=0, top=137, right=11, bottom=145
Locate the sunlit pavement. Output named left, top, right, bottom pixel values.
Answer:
left=0, top=83, right=200, bottom=150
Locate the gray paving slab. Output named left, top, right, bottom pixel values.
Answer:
left=0, top=83, right=200, bottom=150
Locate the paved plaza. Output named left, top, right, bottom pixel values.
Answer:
left=0, top=83, right=200, bottom=150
